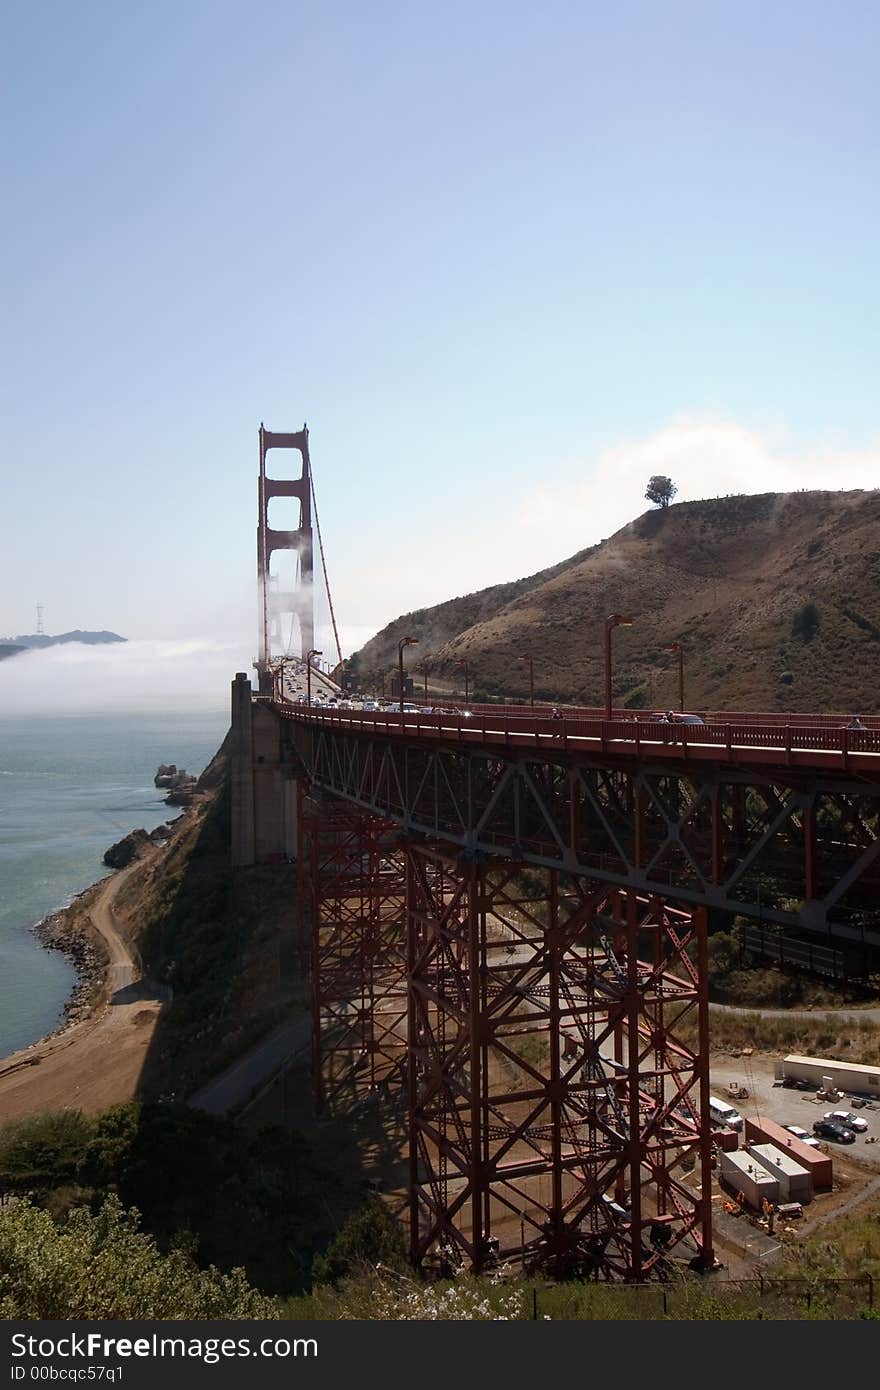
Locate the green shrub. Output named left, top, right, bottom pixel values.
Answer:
left=312, top=1198, right=408, bottom=1286
left=792, top=602, right=820, bottom=642
left=0, top=1195, right=278, bottom=1319
left=0, top=1111, right=93, bottom=1192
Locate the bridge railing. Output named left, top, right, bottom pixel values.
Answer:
left=274, top=699, right=880, bottom=768
left=316, top=695, right=880, bottom=731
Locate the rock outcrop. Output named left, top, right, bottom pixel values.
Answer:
left=164, top=780, right=198, bottom=808
left=103, top=829, right=151, bottom=868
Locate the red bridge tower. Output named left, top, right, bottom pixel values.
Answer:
left=257, top=424, right=314, bottom=692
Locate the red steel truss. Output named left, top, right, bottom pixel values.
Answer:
left=405, top=842, right=713, bottom=1279
left=298, top=785, right=714, bottom=1281
left=297, top=791, right=408, bottom=1112
left=283, top=714, right=880, bottom=959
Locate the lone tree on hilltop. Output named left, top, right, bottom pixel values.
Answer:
left=645, top=475, right=677, bottom=509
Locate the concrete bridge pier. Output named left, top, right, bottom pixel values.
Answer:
left=230, top=672, right=298, bottom=867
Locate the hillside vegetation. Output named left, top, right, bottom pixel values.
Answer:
left=110, top=774, right=305, bottom=1100
left=349, top=490, right=880, bottom=713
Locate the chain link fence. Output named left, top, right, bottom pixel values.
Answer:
left=530, top=1273, right=876, bottom=1320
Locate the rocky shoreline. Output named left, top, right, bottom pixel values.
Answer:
left=5, top=758, right=211, bottom=1062
left=16, top=759, right=206, bottom=1055
left=31, top=892, right=107, bottom=1034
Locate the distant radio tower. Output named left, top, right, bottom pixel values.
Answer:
left=36, top=603, right=45, bottom=636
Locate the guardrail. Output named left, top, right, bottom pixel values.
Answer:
left=274, top=700, right=880, bottom=774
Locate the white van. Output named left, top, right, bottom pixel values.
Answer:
left=708, top=1095, right=744, bottom=1132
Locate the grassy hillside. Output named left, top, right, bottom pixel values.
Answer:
left=349, top=489, right=880, bottom=713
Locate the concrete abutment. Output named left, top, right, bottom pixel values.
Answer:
left=230, top=673, right=298, bottom=867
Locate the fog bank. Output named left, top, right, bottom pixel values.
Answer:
left=0, top=639, right=254, bottom=715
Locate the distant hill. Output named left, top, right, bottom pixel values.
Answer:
left=347, top=490, right=880, bottom=714
left=0, top=630, right=127, bottom=651
left=0, top=645, right=26, bottom=662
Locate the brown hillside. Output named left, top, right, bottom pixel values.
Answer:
left=349, top=490, right=880, bottom=714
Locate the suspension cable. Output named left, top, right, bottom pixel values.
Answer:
left=310, top=467, right=344, bottom=669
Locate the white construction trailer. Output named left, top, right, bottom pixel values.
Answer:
left=747, top=1143, right=813, bottom=1203
left=719, top=1149, right=779, bottom=1211
left=777, top=1054, right=880, bottom=1096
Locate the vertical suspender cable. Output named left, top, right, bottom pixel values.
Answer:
left=310, top=469, right=344, bottom=670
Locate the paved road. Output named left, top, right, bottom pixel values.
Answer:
left=188, top=1019, right=311, bottom=1114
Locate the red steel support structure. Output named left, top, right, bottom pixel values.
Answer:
left=279, top=701, right=880, bottom=1280
left=281, top=708, right=880, bottom=965
left=406, top=844, right=711, bottom=1278
left=297, top=791, right=408, bottom=1113
left=258, top=425, right=314, bottom=693
left=294, top=777, right=713, bottom=1280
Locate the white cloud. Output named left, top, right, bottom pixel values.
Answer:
left=515, top=417, right=880, bottom=556
left=336, top=417, right=880, bottom=645
left=0, top=639, right=253, bottom=714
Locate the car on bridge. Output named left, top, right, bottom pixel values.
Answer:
left=647, top=712, right=705, bottom=725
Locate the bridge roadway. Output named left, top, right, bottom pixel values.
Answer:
left=276, top=700, right=880, bottom=776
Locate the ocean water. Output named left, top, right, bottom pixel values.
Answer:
left=0, top=709, right=229, bottom=1058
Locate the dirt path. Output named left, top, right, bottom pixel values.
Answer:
left=0, top=859, right=168, bottom=1123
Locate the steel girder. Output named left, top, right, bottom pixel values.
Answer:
left=297, top=792, right=408, bottom=1112
left=286, top=725, right=880, bottom=950
left=405, top=844, right=713, bottom=1280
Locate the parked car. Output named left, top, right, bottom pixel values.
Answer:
left=813, top=1119, right=856, bottom=1144
left=825, top=1110, right=869, bottom=1133
left=784, top=1124, right=821, bottom=1149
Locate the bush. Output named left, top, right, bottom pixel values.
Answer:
left=623, top=687, right=648, bottom=709
left=0, top=1103, right=364, bottom=1296
left=705, top=931, right=740, bottom=991
left=792, top=602, right=820, bottom=642
left=312, top=1198, right=408, bottom=1286
left=0, top=1111, right=93, bottom=1192
left=0, top=1196, right=279, bottom=1319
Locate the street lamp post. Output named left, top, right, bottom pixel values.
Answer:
left=604, top=614, right=633, bottom=720
left=456, top=660, right=470, bottom=704
left=664, top=641, right=685, bottom=713
left=398, top=636, right=419, bottom=713
left=518, top=654, right=535, bottom=709
left=306, top=648, right=323, bottom=707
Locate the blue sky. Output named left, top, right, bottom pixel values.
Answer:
left=3, top=1, right=879, bottom=678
